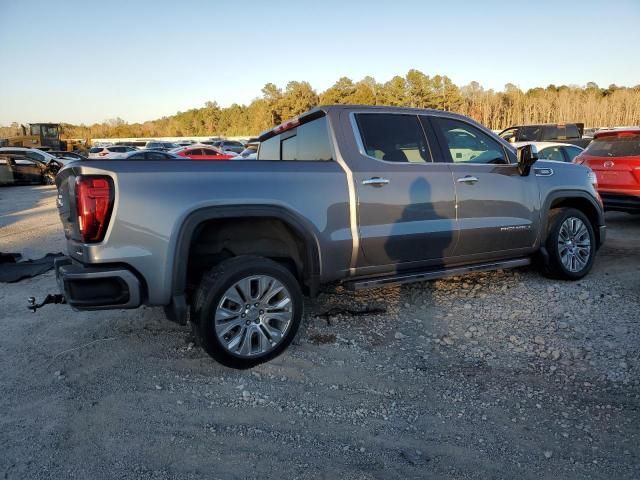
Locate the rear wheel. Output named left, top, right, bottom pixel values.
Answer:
left=192, top=256, right=303, bottom=369
left=542, top=208, right=595, bottom=280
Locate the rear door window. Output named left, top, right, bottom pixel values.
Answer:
left=355, top=113, right=430, bottom=163
left=538, top=146, right=565, bottom=162
left=563, top=146, right=583, bottom=162
left=25, top=151, right=45, bottom=163
left=519, top=126, right=542, bottom=142
left=89, top=147, right=103, bottom=153
left=542, top=126, right=558, bottom=141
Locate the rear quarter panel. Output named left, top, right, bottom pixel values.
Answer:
left=63, top=160, right=351, bottom=305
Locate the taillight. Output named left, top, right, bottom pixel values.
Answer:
left=75, top=175, right=114, bottom=243
left=573, top=155, right=585, bottom=165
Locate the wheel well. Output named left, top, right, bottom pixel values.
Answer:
left=548, top=197, right=602, bottom=245
left=186, top=217, right=309, bottom=297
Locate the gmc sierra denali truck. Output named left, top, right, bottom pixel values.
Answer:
left=54, top=105, right=606, bottom=368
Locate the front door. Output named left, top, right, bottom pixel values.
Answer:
left=431, top=116, right=539, bottom=258
left=348, top=112, right=458, bottom=269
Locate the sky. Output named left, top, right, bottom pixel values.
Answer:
left=1, top=0, right=639, bottom=125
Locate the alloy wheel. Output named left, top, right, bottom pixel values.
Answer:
left=214, top=275, right=293, bottom=357
left=557, top=216, right=591, bottom=273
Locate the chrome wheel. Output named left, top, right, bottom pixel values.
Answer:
left=214, top=275, right=293, bottom=357
left=557, top=217, right=591, bottom=273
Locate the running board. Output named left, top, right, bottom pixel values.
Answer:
left=345, top=258, right=531, bottom=290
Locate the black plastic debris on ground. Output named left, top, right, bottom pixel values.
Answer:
left=0, top=252, right=65, bottom=283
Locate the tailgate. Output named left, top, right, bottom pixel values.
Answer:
left=586, top=157, right=640, bottom=190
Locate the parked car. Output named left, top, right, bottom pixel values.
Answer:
left=499, top=123, right=590, bottom=148
left=170, top=145, right=234, bottom=160
left=54, top=105, right=604, bottom=368
left=119, top=150, right=183, bottom=160
left=574, top=128, right=640, bottom=213
left=144, top=141, right=179, bottom=151
left=0, top=146, right=73, bottom=166
left=49, top=151, right=87, bottom=162
left=211, top=140, right=245, bottom=154
left=234, top=139, right=260, bottom=159
left=88, top=146, right=138, bottom=159
left=0, top=153, right=60, bottom=185
left=512, top=142, right=583, bottom=163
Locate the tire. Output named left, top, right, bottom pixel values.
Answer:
left=192, top=255, right=303, bottom=369
left=542, top=208, right=596, bottom=280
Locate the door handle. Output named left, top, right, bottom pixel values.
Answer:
left=362, top=177, right=390, bottom=187
left=457, top=176, right=479, bottom=184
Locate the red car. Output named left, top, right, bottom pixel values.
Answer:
left=174, top=145, right=234, bottom=161
left=574, top=128, right=640, bottom=213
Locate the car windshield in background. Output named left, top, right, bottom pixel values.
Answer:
left=584, top=136, right=640, bottom=157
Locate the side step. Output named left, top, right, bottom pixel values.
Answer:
left=344, top=258, right=531, bottom=291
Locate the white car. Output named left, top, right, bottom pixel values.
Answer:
left=0, top=146, right=75, bottom=166
left=88, top=146, right=138, bottom=159
left=512, top=141, right=584, bottom=163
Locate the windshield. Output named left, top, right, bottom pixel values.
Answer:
left=584, top=135, right=640, bottom=157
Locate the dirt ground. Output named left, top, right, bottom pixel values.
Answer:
left=1, top=185, right=638, bottom=480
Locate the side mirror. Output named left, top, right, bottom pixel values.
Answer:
left=516, top=144, right=538, bottom=176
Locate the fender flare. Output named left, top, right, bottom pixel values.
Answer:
left=166, top=205, right=322, bottom=322
left=541, top=189, right=605, bottom=244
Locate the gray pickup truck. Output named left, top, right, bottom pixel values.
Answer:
left=54, top=105, right=605, bottom=368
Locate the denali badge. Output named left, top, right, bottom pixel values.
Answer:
left=500, top=225, right=531, bottom=232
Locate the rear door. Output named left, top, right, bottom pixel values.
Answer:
left=13, top=158, right=43, bottom=183
left=431, top=116, right=539, bottom=258
left=348, top=112, right=457, bottom=268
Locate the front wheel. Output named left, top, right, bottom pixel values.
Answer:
left=542, top=208, right=595, bottom=280
left=192, top=256, right=303, bottom=369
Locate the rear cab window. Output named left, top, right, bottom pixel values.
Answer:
left=258, top=115, right=333, bottom=161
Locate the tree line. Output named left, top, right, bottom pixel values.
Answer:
left=2, top=71, right=639, bottom=141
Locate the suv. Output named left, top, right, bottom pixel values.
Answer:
left=574, top=128, right=640, bottom=213
left=54, top=105, right=605, bottom=368
left=88, top=146, right=138, bottom=159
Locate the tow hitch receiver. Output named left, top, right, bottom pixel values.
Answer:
left=27, top=294, right=66, bottom=312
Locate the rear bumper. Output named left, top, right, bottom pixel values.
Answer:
left=600, top=192, right=640, bottom=213
left=55, top=256, right=141, bottom=310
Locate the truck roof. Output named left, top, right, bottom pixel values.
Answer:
left=259, top=104, right=477, bottom=142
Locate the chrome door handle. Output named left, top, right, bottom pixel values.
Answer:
left=457, top=176, right=479, bottom=184
left=362, top=177, right=390, bottom=187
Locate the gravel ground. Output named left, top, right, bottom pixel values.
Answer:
left=1, top=185, right=639, bottom=479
